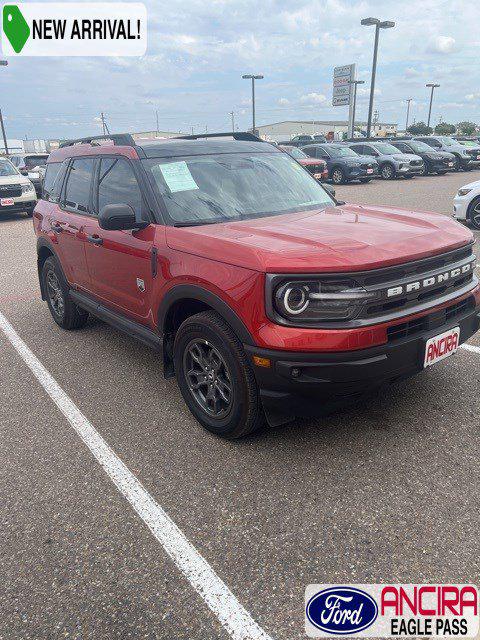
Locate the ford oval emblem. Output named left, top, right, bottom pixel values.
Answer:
left=306, top=586, right=378, bottom=635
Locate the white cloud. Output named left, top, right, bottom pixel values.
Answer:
left=278, top=98, right=290, bottom=105
left=427, top=35, right=456, bottom=54
left=299, top=92, right=326, bottom=105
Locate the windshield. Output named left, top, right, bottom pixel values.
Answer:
left=25, top=155, right=48, bottom=168
left=459, top=140, right=478, bottom=147
left=437, top=137, right=457, bottom=146
left=372, top=143, right=400, bottom=154
left=0, top=159, right=18, bottom=176
left=284, top=147, right=307, bottom=159
left=145, top=152, right=334, bottom=225
left=407, top=141, right=432, bottom=152
left=328, top=146, right=358, bottom=158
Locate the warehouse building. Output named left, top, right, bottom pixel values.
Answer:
left=251, top=120, right=398, bottom=141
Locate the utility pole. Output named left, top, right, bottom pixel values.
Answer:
left=405, top=98, right=412, bottom=132
left=361, top=17, right=395, bottom=137
left=229, top=111, right=235, bottom=133
left=0, top=109, right=9, bottom=155
left=426, top=83, right=440, bottom=130
left=155, top=110, right=159, bottom=134
left=348, top=80, right=365, bottom=136
left=100, top=112, right=110, bottom=136
left=242, top=74, right=264, bottom=134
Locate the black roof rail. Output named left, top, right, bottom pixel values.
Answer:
left=174, top=132, right=264, bottom=142
left=60, top=133, right=136, bottom=148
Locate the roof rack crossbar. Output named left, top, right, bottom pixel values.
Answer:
left=174, top=132, right=263, bottom=142
left=60, top=133, right=136, bottom=148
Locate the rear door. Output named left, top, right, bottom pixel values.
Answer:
left=53, top=157, right=95, bottom=290
left=82, top=155, right=155, bottom=322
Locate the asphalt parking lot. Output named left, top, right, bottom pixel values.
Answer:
left=1, top=172, right=479, bottom=640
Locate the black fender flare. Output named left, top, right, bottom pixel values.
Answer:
left=158, top=284, right=256, bottom=346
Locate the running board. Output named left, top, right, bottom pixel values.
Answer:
left=69, top=290, right=162, bottom=352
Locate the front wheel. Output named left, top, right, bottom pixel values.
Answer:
left=380, top=163, right=395, bottom=180
left=331, top=167, right=346, bottom=185
left=174, top=311, right=265, bottom=438
left=468, top=196, right=480, bottom=230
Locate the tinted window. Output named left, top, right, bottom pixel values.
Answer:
left=328, top=146, right=358, bottom=158
left=64, top=158, right=95, bottom=213
left=0, top=159, right=18, bottom=176
left=97, top=158, right=143, bottom=218
left=25, top=155, right=48, bottom=168
left=43, top=162, right=63, bottom=201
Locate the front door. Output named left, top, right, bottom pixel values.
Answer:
left=83, top=156, right=155, bottom=323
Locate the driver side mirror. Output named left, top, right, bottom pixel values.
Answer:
left=99, top=204, right=148, bottom=231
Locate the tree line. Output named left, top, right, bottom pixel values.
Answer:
left=406, top=121, right=477, bottom=136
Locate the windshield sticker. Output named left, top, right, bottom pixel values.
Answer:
left=156, top=161, right=199, bottom=193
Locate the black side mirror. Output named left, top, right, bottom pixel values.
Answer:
left=99, top=204, right=148, bottom=231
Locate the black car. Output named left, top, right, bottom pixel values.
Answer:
left=301, top=143, right=378, bottom=184
left=9, top=153, right=49, bottom=196
left=413, top=136, right=480, bottom=171
left=279, top=134, right=327, bottom=147
left=389, top=139, right=455, bottom=175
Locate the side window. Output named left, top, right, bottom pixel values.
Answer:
left=352, top=145, right=363, bottom=155
left=63, top=158, right=95, bottom=213
left=363, top=145, right=375, bottom=155
left=395, top=143, right=408, bottom=153
left=303, top=147, right=316, bottom=158
left=43, top=161, right=67, bottom=202
left=97, top=157, right=144, bottom=219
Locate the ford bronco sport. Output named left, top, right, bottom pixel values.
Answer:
left=34, top=133, right=480, bottom=438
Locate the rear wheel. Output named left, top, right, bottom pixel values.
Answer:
left=174, top=311, right=265, bottom=438
left=467, top=196, right=480, bottom=230
left=331, top=167, right=346, bottom=185
left=42, top=256, right=89, bottom=330
left=380, top=163, right=395, bottom=180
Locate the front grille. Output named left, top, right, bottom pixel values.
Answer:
left=360, top=163, right=374, bottom=169
left=305, top=164, right=323, bottom=175
left=387, top=296, right=475, bottom=342
left=0, top=185, right=21, bottom=198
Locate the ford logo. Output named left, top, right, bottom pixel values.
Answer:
left=306, top=586, right=378, bottom=635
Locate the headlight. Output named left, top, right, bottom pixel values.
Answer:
left=271, top=278, right=378, bottom=323
left=21, top=183, right=35, bottom=194
left=458, top=188, right=472, bottom=196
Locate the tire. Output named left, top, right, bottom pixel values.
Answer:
left=436, top=171, right=447, bottom=176
left=404, top=175, right=414, bottom=179
left=359, top=178, right=372, bottom=183
left=331, top=167, right=346, bottom=185
left=173, top=311, right=265, bottom=438
left=42, top=256, right=89, bottom=330
left=420, top=162, right=429, bottom=176
left=452, top=156, right=461, bottom=172
left=380, top=163, right=395, bottom=180
left=467, top=196, right=480, bottom=230
left=25, top=209, right=34, bottom=217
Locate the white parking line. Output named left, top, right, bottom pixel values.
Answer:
left=0, top=311, right=273, bottom=640
left=462, top=343, right=480, bottom=355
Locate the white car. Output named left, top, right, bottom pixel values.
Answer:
left=0, top=157, right=37, bottom=217
left=453, top=179, right=480, bottom=230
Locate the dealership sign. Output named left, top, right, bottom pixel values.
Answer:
left=1, top=3, right=147, bottom=56
left=332, top=64, right=355, bottom=106
left=305, top=584, right=479, bottom=638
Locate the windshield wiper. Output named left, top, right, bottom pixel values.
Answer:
left=173, top=219, right=224, bottom=227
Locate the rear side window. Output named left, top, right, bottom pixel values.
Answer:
left=64, top=158, right=95, bottom=213
left=43, top=162, right=63, bottom=202
left=97, top=157, right=143, bottom=218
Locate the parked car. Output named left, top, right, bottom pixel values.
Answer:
left=301, top=143, right=379, bottom=184
left=453, top=179, right=480, bottom=230
left=414, top=136, right=480, bottom=172
left=34, top=132, right=480, bottom=438
left=346, top=140, right=424, bottom=179
left=279, top=134, right=327, bottom=147
left=389, top=138, right=455, bottom=175
left=9, top=153, right=49, bottom=196
left=0, top=156, right=36, bottom=216
left=278, top=145, right=328, bottom=181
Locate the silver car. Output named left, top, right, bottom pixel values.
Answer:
left=346, top=141, right=424, bottom=180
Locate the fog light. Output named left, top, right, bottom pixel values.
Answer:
left=291, top=368, right=301, bottom=378
left=253, top=355, right=271, bottom=368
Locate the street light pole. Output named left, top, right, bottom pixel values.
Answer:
left=242, top=74, right=264, bottom=134
left=0, top=60, right=8, bottom=155
left=405, top=98, right=412, bottom=132
left=348, top=79, right=365, bottom=136
left=426, top=83, right=440, bottom=130
left=361, top=17, right=395, bottom=138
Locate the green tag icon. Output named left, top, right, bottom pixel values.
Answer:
left=3, top=5, right=30, bottom=53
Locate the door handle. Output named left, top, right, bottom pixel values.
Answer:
left=51, top=221, right=63, bottom=233
left=87, top=235, right=103, bottom=246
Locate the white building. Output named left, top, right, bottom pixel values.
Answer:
left=251, top=120, right=398, bottom=141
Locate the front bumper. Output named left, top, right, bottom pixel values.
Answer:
left=398, top=163, right=423, bottom=175
left=428, top=159, right=455, bottom=172
left=345, top=166, right=379, bottom=180
left=460, top=157, right=480, bottom=169
left=453, top=195, right=470, bottom=222
left=0, top=199, right=36, bottom=214
left=246, top=296, right=480, bottom=424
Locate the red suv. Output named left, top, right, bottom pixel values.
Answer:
left=34, top=133, right=480, bottom=438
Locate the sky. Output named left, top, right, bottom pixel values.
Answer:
left=2, top=0, right=480, bottom=140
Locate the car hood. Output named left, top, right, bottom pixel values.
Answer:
left=0, top=174, right=30, bottom=185
left=390, top=153, right=422, bottom=162
left=166, top=204, right=473, bottom=273
left=298, top=158, right=325, bottom=167
left=426, top=151, right=455, bottom=159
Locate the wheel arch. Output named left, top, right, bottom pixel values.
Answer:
left=158, top=284, right=256, bottom=377
left=37, top=237, right=58, bottom=300
left=467, top=194, right=480, bottom=228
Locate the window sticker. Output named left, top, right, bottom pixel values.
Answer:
left=156, top=161, right=199, bottom=193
